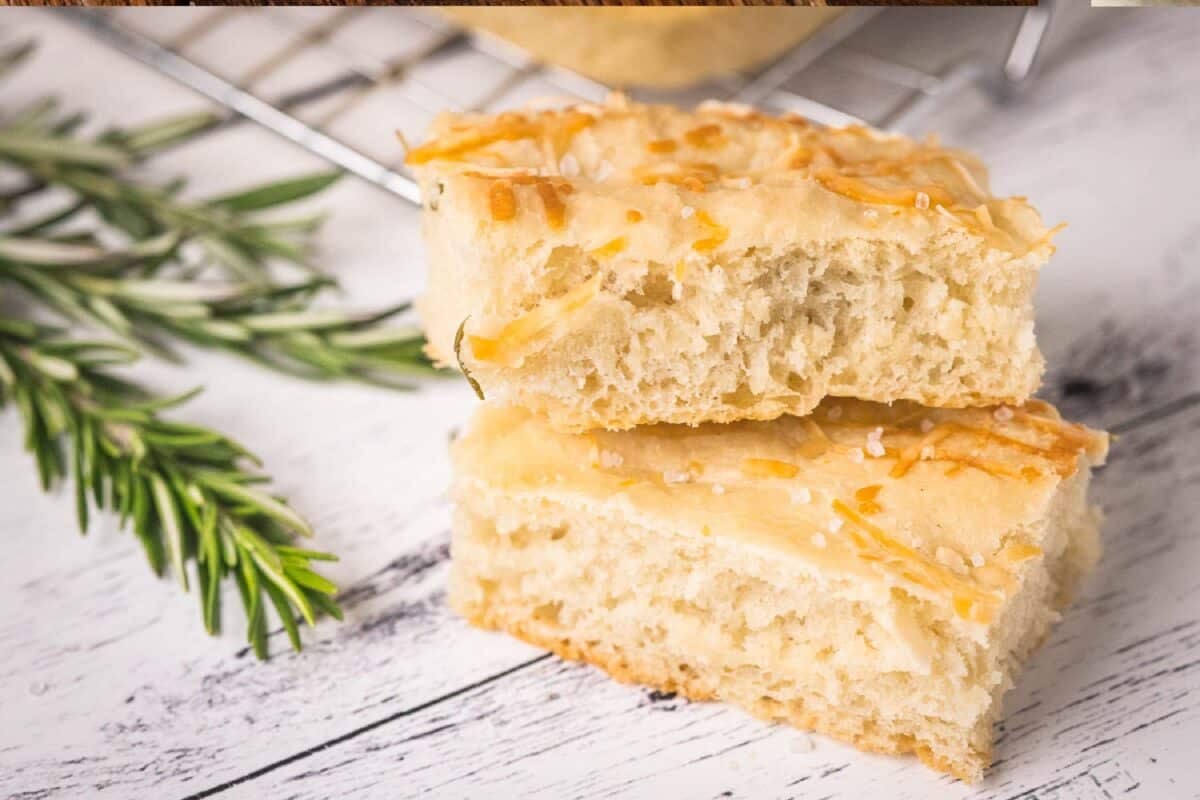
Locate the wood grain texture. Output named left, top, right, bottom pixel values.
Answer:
left=1, top=6, right=1199, bottom=800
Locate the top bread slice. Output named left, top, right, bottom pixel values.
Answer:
left=409, top=96, right=1056, bottom=433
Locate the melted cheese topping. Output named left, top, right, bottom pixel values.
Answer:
left=406, top=95, right=1040, bottom=244
left=468, top=275, right=603, bottom=366
left=406, top=109, right=595, bottom=165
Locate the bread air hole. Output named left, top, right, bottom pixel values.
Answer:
left=624, top=270, right=676, bottom=307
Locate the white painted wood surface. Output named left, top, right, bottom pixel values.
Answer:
left=2, top=7, right=1199, bottom=799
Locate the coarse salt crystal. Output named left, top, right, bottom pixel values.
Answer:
left=827, top=405, right=843, bottom=421
left=915, top=191, right=931, bottom=210
left=559, top=153, right=580, bottom=178
left=671, top=282, right=683, bottom=302
left=935, top=546, right=960, bottom=568
left=790, top=487, right=812, bottom=504
left=920, top=445, right=936, bottom=461
left=598, top=450, right=623, bottom=469
left=663, top=469, right=691, bottom=484
left=848, top=447, right=865, bottom=464
left=970, top=553, right=985, bottom=568
left=680, top=205, right=696, bottom=219
left=593, top=161, right=614, bottom=182
left=697, top=100, right=757, bottom=117
left=865, top=427, right=885, bottom=457
left=863, top=209, right=879, bottom=222
left=828, top=517, right=844, bottom=533
left=811, top=532, right=827, bottom=548
left=993, top=406, right=1014, bottom=423
left=712, top=483, right=726, bottom=495
left=920, top=418, right=935, bottom=433
left=729, top=177, right=752, bottom=189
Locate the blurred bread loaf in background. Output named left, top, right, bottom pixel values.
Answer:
left=438, top=7, right=844, bottom=89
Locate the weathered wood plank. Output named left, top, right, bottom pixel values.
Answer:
left=203, top=402, right=1200, bottom=800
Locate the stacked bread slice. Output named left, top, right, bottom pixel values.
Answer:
left=408, top=96, right=1107, bottom=782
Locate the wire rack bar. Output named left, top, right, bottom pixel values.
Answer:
left=66, top=10, right=422, bottom=204
left=734, top=8, right=882, bottom=110
left=62, top=6, right=1054, bottom=207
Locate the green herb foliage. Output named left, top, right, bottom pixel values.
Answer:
left=0, top=319, right=343, bottom=658
left=0, top=42, right=438, bottom=657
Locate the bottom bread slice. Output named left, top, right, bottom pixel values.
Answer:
left=449, top=401, right=1108, bottom=781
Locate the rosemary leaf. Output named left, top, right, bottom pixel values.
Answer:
left=0, top=131, right=130, bottom=168
left=454, top=318, right=485, bottom=400
left=208, top=171, right=343, bottom=213
left=0, top=40, right=36, bottom=81
left=112, top=112, right=220, bottom=155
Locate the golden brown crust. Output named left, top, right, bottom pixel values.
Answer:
left=455, top=597, right=985, bottom=782
left=406, top=97, right=1056, bottom=263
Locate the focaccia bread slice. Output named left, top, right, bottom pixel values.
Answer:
left=449, top=398, right=1108, bottom=781
left=410, top=97, right=1056, bottom=432
left=438, top=7, right=844, bottom=89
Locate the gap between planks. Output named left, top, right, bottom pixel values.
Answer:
left=181, top=390, right=1200, bottom=799
left=181, top=653, right=551, bottom=800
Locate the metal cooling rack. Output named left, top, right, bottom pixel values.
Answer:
left=63, top=4, right=1055, bottom=206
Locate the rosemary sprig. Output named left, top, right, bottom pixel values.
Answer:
left=0, top=81, right=438, bottom=385
left=0, top=316, right=342, bottom=658
left=0, top=235, right=437, bottom=387
left=0, top=45, right=441, bottom=657
left=0, top=101, right=331, bottom=281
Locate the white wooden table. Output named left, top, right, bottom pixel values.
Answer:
left=3, top=7, right=1199, bottom=799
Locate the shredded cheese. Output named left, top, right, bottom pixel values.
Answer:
left=468, top=274, right=603, bottom=366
